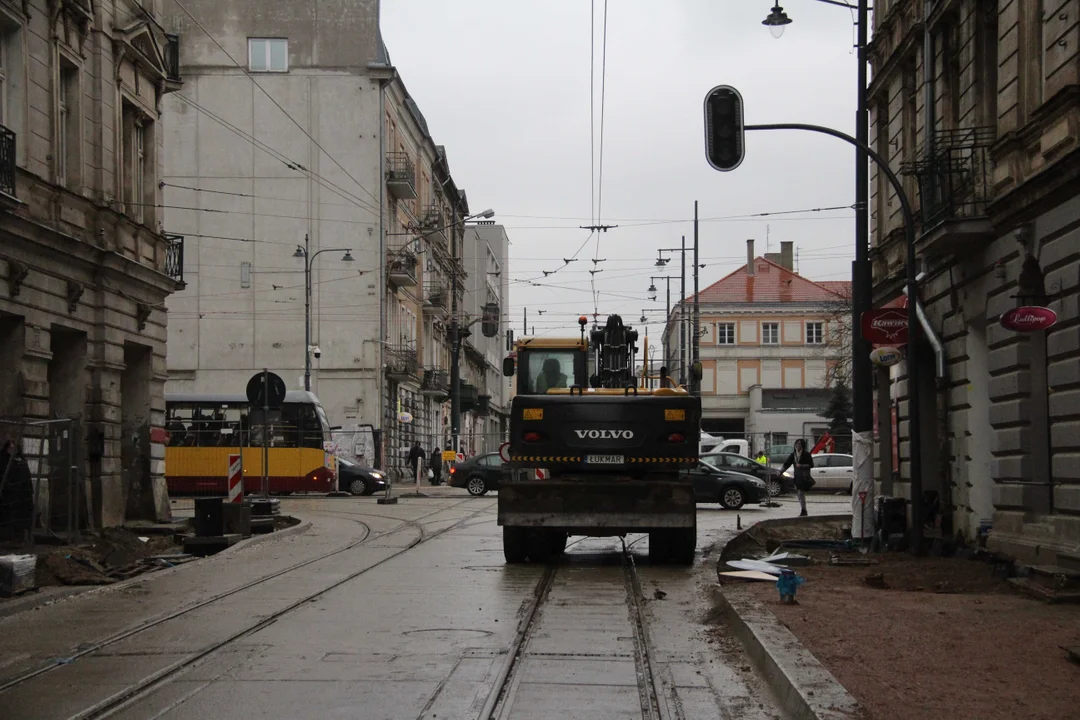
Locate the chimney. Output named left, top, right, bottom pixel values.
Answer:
left=780, top=241, right=794, bottom=271
left=746, top=239, right=755, bottom=275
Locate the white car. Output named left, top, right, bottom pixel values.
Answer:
left=783, top=452, right=855, bottom=492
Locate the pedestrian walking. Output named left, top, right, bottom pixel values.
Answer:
left=780, top=439, right=815, bottom=517
left=407, top=440, right=425, bottom=484
left=429, top=447, right=443, bottom=486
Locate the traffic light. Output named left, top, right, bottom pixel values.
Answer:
left=704, top=85, right=745, bottom=172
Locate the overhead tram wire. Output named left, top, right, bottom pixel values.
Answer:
left=591, top=0, right=610, bottom=319
left=172, top=0, right=383, bottom=211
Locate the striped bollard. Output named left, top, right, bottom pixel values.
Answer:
left=228, top=453, right=243, bottom=503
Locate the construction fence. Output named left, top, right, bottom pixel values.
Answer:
left=0, top=418, right=86, bottom=543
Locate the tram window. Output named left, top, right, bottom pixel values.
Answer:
left=300, top=404, right=323, bottom=448
left=166, top=404, right=194, bottom=446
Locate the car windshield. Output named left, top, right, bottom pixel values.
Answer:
left=700, top=458, right=723, bottom=471
left=337, top=457, right=355, bottom=468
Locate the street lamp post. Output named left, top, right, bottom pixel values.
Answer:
left=657, top=243, right=689, bottom=384
left=763, top=0, right=875, bottom=507
left=293, top=234, right=354, bottom=392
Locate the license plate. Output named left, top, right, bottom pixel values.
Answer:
left=586, top=454, right=624, bottom=465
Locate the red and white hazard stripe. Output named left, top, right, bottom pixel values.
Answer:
left=534, top=468, right=549, bottom=480
left=228, top=453, right=243, bottom=503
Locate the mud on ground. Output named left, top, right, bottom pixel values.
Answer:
left=723, top=521, right=1080, bottom=720
left=17, top=528, right=181, bottom=588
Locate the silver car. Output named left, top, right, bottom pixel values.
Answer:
left=783, top=452, right=855, bottom=492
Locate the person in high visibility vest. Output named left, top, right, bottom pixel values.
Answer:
left=755, top=451, right=768, bottom=465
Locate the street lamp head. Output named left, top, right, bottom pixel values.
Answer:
left=341, top=250, right=355, bottom=262
left=640, top=314, right=647, bottom=324
left=763, top=4, right=792, bottom=38
left=475, top=208, right=495, bottom=219
left=293, top=245, right=306, bottom=258
left=647, top=282, right=658, bottom=294
left=655, top=257, right=668, bottom=267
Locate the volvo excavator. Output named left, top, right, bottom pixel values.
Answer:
left=500, top=314, right=702, bottom=565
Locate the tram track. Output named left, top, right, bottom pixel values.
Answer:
left=479, top=536, right=674, bottom=720
left=0, top=497, right=484, bottom=711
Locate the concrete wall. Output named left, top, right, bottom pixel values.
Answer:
left=163, top=0, right=385, bottom=431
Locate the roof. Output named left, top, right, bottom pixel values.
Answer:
left=165, top=391, right=323, bottom=405
left=516, top=338, right=587, bottom=350
left=684, top=257, right=850, bottom=304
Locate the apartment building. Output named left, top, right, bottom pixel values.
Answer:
left=667, top=240, right=851, bottom=451
left=459, top=221, right=511, bottom=455
left=869, top=1, right=1080, bottom=562
left=160, top=0, right=486, bottom=476
left=0, top=0, right=183, bottom=527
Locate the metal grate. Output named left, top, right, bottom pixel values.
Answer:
left=163, top=234, right=184, bottom=283
left=0, top=125, right=16, bottom=198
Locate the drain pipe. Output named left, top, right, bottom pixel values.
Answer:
left=903, top=273, right=946, bottom=380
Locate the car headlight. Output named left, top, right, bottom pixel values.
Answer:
left=782, top=468, right=793, bottom=478
left=369, top=471, right=383, bottom=479
left=751, top=478, right=766, bottom=489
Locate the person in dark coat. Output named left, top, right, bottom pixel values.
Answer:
left=780, top=438, right=815, bottom=517
left=0, top=439, right=34, bottom=541
left=429, top=447, right=443, bottom=486
left=407, top=441, right=426, bottom=482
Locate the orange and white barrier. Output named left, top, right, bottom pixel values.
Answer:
left=228, top=453, right=243, bottom=503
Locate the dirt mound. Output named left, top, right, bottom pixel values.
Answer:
left=34, top=528, right=181, bottom=587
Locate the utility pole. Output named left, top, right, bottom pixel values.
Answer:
left=523, top=308, right=527, bottom=336
left=450, top=264, right=462, bottom=455
left=692, top=202, right=700, bottom=396
left=680, top=235, right=687, bottom=386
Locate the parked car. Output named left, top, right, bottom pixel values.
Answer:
left=701, top=452, right=790, bottom=496
left=336, top=458, right=387, bottom=496
left=782, top=452, right=855, bottom=492
left=448, top=452, right=510, bottom=495
left=692, top=460, right=768, bottom=510
left=766, top=444, right=794, bottom=468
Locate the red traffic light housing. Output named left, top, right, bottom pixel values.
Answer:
left=704, top=85, right=745, bottom=172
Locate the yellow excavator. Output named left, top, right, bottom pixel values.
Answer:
left=501, top=314, right=702, bottom=564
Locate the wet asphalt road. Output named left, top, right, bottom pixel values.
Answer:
left=0, top=492, right=851, bottom=719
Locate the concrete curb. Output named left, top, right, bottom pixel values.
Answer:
left=714, top=515, right=865, bottom=720
left=711, top=587, right=863, bottom=720
left=0, top=515, right=312, bottom=621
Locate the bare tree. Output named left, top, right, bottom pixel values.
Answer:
left=814, top=286, right=853, bottom=388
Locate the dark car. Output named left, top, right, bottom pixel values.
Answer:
left=691, top=460, right=768, bottom=510
left=448, top=452, right=510, bottom=495
left=701, top=452, right=791, bottom=497
left=336, top=458, right=387, bottom=496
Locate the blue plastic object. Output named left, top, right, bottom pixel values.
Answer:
left=776, top=569, right=805, bottom=603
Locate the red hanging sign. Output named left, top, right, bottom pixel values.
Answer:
left=861, top=308, right=909, bottom=345
left=1000, top=306, right=1058, bottom=332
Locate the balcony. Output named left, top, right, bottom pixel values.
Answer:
left=420, top=369, right=450, bottom=399
left=163, top=234, right=185, bottom=287
left=900, top=126, right=995, bottom=256
left=0, top=124, right=15, bottom=198
left=423, top=279, right=449, bottom=314
left=385, top=345, right=420, bottom=381
left=472, top=394, right=492, bottom=416
left=387, top=250, right=418, bottom=288
left=422, top=203, right=449, bottom=247
left=459, top=383, right=479, bottom=408
left=386, top=152, right=417, bottom=200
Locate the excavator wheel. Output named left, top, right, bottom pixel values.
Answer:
left=503, top=526, right=529, bottom=563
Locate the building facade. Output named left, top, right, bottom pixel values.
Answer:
left=0, top=0, right=183, bottom=527
left=460, top=221, right=511, bottom=455
left=160, top=0, right=489, bottom=479
left=869, top=0, right=1080, bottom=563
left=667, top=240, right=851, bottom=452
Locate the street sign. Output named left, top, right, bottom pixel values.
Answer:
left=498, top=442, right=511, bottom=463
left=442, top=450, right=457, bottom=462
left=456, top=452, right=465, bottom=463
left=246, top=371, right=286, bottom=408
left=861, top=309, right=908, bottom=345
left=1000, top=306, right=1058, bottom=332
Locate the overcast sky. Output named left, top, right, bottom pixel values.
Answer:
left=382, top=0, right=865, bottom=338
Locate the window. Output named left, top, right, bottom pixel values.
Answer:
left=761, top=322, right=779, bottom=345
left=827, top=455, right=853, bottom=468
left=248, top=38, right=288, bottom=72
left=58, top=60, right=80, bottom=188
left=0, top=25, right=8, bottom=125
left=524, top=350, right=577, bottom=394
left=806, top=322, right=824, bottom=345
left=716, top=323, right=735, bottom=345
left=121, top=102, right=150, bottom=222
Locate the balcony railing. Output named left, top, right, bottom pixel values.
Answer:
left=423, top=279, right=449, bottom=313
left=459, top=383, right=479, bottom=407
left=901, top=126, right=995, bottom=229
left=387, top=250, right=418, bottom=288
left=386, top=344, right=420, bottom=380
left=386, top=152, right=417, bottom=200
left=163, top=233, right=184, bottom=285
left=420, top=368, right=450, bottom=398
left=0, top=124, right=16, bottom=198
